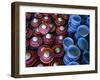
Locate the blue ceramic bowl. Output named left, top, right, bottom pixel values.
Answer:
left=68, top=61, right=79, bottom=65
left=86, top=16, right=90, bottom=26
left=75, top=25, right=89, bottom=39
left=67, top=45, right=81, bottom=61
left=63, top=37, right=74, bottom=51
left=77, top=37, right=88, bottom=50
left=82, top=50, right=89, bottom=64
left=63, top=54, right=70, bottom=65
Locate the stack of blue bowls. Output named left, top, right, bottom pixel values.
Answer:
left=63, top=37, right=80, bottom=65
left=68, top=15, right=81, bottom=35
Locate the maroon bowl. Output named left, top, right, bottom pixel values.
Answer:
left=55, top=17, right=65, bottom=26
left=38, top=23, right=50, bottom=35
left=60, top=14, right=68, bottom=20
left=34, top=13, right=43, bottom=19
left=31, top=18, right=41, bottom=28
left=49, top=58, right=63, bottom=66
left=43, top=33, right=54, bottom=45
left=30, top=36, right=42, bottom=48
left=41, top=15, right=51, bottom=23
left=26, top=28, right=33, bottom=39
left=55, top=35, right=64, bottom=44
left=49, top=24, right=56, bottom=33
left=39, top=48, right=54, bottom=64
left=26, top=13, right=32, bottom=20
left=53, top=44, right=64, bottom=57
left=52, top=14, right=58, bottom=19
left=33, top=27, right=42, bottom=37
left=26, top=39, right=29, bottom=49
left=26, top=50, right=37, bottom=67
left=38, top=45, right=50, bottom=57
left=34, top=60, right=49, bottom=67
left=56, top=26, right=67, bottom=35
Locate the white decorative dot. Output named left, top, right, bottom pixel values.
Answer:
left=59, top=26, right=64, bottom=31
left=41, top=24, right=47, bottom=29
left=32, top=37, right=38, bottom=42
left=53, top=63, right=58, bottom=66
left=33, top=18, right=38, bottom=23
left=55, top=48, right=60, bottom=53
left=25, top=53, right=31, bottom=60
left=59, top=35, right=63, bottom=40
left=43, top=51, right=50, bottom=58
left=58, top=18, right=62, bottom=22
left=37, top=64, right=43, bottom=67
left=36, top=28, right=39, bottom=32
left=44, top=16, right=48, bottom=19
left=50, top=24, right=53, bottom=28
left=46, top=34, right=51, bottom=39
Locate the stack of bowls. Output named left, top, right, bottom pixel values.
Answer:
left=68, top=15, right=81, bottom=35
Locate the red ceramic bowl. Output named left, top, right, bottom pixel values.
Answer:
left=34, top=60, right=49, bottom=67
left=60, top=14, right=68, bottom=20
left=38, top=45, right=50, bottom=57
left=31, top=18, right=41, bottom=28
left=53, top=44, right=64, bottom=57
left=26, top=13, right=32, bottom=20
left=39, top=48, right=54, bottom=64
left=38, top=45, right=54, bottom=64
left=26, top=50, right=37, bottom=67
left=49, top=24, right=56, bottom=33
left=26, top=39, right=29, bottom=48
left=55, top=35, right=64, bottom=44
left=26, top=27, right=33, bottom=39
left=49, top=58, right=63, bottom=66
left=33, top=27, right=42, bottom=37
left=30, top=36, right=42, bottom=48
left=56, top=26, right=67, bottom=35
left=55, top=17, right=65, bottom=26
left=38, top=23, right=50, bottom=35
left=34, top=13, right=43, bottom=19
left=43, top=33, right=54, bottom=45
left=41, top=15, right=51, bottom=23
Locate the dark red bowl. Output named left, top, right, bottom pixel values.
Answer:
left=55, top=17, right=65, bottom=26
left=38, top=45, right=50, bottom=57
left=34, top=13, right=43, bottom=19
left=26, top=39, right=29, bottom=49
left=55, top=35, right=64, bottom=44
left=30, top=36, right=42, bottom=48
left=41, top=16, right=51, bottom=23
left=31, top=18, right=41, bottom=28
left=61, top=14, right=68, bottom=20
left=33, top=27, right=42, bottom=37
left=26, top=50, right=37, bottom=67
left=49, top=58, right=63, bottom=66
left=49, top=24, right=56, bottom=33
left=43, top=33, right=54, bottom=45
left=38, top=23, right=50, bottom=35
left=26, top=13, right=32, bottom=20
left=26, top=28, right=33, bottom=39
left=38, top=45, right=54, bottom=64
left=53, top=44, right=64, bottom=57
left=56, top=26, right=67, bottom=35
left=34, top=60, right=49, bottom=67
